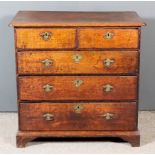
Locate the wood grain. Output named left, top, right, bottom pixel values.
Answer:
left=17, top=51, right=139, bottom=74
left=79, top=28, right=139, bottom=49
left=18, top=76, right=137, bottom=101
left=19, top=102, right=137, bottom=131
left=16, top=28, right=76, bottom=49
left=16, top=130, right=140, bottom=147
left=10, top=11, right=145, bottom=27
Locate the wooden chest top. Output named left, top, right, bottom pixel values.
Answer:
left=10, top=11, right=145, bottom=27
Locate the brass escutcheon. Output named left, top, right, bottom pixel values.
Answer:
left=73, top=79, right=83, bottom=87
left=72, top=54, right=82, bottom=63
left=73, top=104, right=84, bottom=113
left=104, top=32, right=114, bottom=40
left=40, top=32, right=52, bottom=41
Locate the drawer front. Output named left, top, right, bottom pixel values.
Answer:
left=19, top=102, right=137, bottom=131
left=17, top=51, right=138, bottom=74
left=19, top=76, right=137, bottom=101
left=79, top=29, right=139, bottom=49
left=16, top=28, right=76, bottom=49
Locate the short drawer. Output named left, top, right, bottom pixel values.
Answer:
left=19, top=76, right=137, bottom=101
left=79, top=28, right=139, bottom=49
left=16, top=28, right=76, bottom=49
left=19, top=102, right=137, bottom=131
left=17, top=51, right=138, bottom=74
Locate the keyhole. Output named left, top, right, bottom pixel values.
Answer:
left=77, top=105, right=80, bottom=109
left=73, top=79, right=83, bottom=87
left=72, top=54, right=82, bottom=63
left=75, top=55, right=80, bottom=61
left=74, top=104, right=84, bottom=113
left=77, top=80, right=80, bottom=84
left=104, top=32, right=113, bottom=40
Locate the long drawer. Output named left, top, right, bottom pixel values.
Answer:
left=18, top=76, right=137, bottom=101
left=19, top=102, right=137, bottom=131
left=17, top=51, right=139, bottom=75
left=16, top=28, right=76, bottom=49
left=79, top=28, right=139, bottom=49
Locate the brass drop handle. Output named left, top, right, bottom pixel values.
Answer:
left=40, top=32, right=52, bottom=41
left=42, top=59, right=53, bottom=67
left=101, top=113, right=114, bottom=120
left=43, top=113, right=54, bottom=121
left=104, top=32, right=114, bottom=40
left=103, top=84, right=113, bottom=92
left=103, top=58, right=115, bottom=67
left=43, top=84, right=53, bottom=92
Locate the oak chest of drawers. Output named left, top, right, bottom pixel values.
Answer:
left=10, top=11, right=145, bottom=147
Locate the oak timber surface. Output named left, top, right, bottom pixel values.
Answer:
left=16, top=28, right=76, bottom=49
left=18, top=76, right=137, bottom=101
left=10, top=11, right=145, bottom=27
left=19, top=102, right=136, bottom=131
left=11, top=11, right=144, bottom=147
left=17, top=51, right=138, bottom=74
